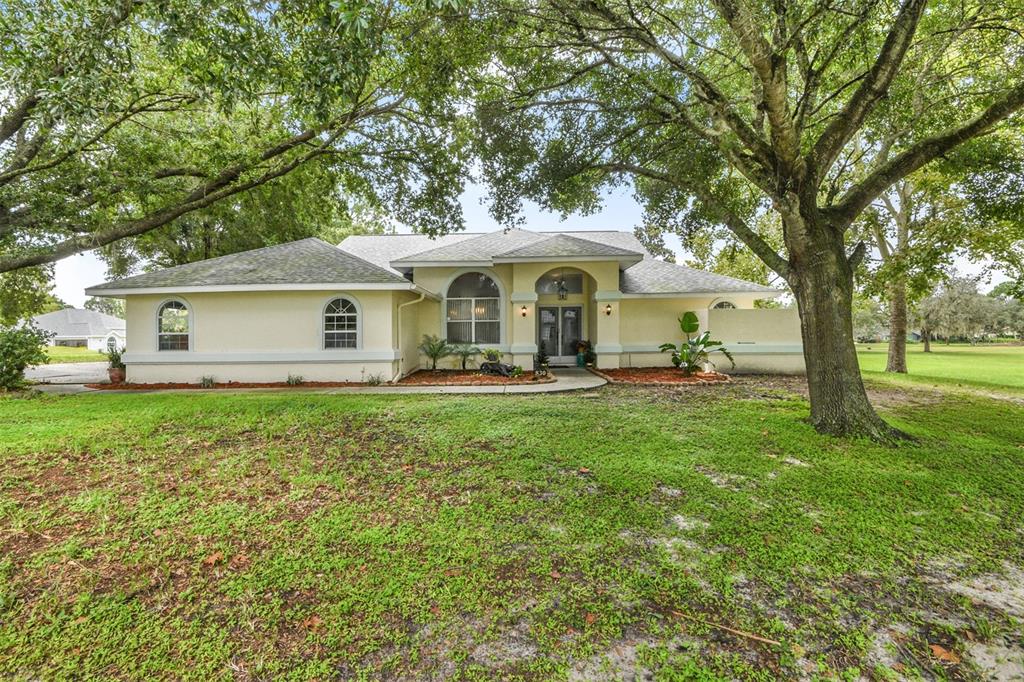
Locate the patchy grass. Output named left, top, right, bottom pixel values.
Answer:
left=858, top=342, right=1024, bottom=395
left=0, top=380, right=1022, bottom=680
left=43, top=346, right=108, bottom=364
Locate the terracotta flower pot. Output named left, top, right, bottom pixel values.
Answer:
left=108, top=367, right=126, bottom=384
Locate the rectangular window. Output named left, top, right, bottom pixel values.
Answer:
left=446, top=297, right=500, bottom=344
left=158, top=334, right=189, bottom=351
left=324, top=332, right=357, bottom=349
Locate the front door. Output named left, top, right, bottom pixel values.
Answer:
left=538, top=306, right=583, bottom=364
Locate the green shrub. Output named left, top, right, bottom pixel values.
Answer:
left=450, top=343, right=481, bottom=370
left=481, top=348, right=502, bottom=363
left=286, top=374, right=304, bottom=386
left=510, top=365, right=524, bottom=378
left=418, top=335, right=452, bottom=370
left=0, top=324, right=53, bottom=391
left=659, top=311, right=735, bottom=375
left=365, top=372, right=385, bottom=386
left=199, top=376, right=216, bottom=388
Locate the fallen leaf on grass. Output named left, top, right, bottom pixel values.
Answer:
left=302, top=615, right=324, bottom=633
left=550, top=569, right=562, bottom=579
left=929, top=644, right=960, bottom=664
left=202, top=551, right=224, bottom=567
left=584, top=613, right=597, bottom=625
left=578, top=467, right=591, bottom=474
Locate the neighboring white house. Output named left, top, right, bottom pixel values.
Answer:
left=85, top=228, right=805, bottom=383
left=32, top=308, right=126, bottom=352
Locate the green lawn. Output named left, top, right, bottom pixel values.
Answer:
left=858, top=342, right=1024, bottom=394
left=43, top=346, right=108, bottom=364
left=1, top=382, right=1022, bottom=679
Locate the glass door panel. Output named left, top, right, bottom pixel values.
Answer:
left=560, top=307, right=581, bottom=357
left=538, top=307, right=559, bottom=357
left=538, top=305, right=584, bottom=363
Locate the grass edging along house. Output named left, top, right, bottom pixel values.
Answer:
left=85, top=229, right=805, bottom=384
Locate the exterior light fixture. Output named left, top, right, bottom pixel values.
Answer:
left=604, top=304, right=613, bottom=316
left=521, top=305, right=528, bottom=317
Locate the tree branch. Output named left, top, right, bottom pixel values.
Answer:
left=833, top=79, right=1024, bottom=222
left=592, top=160, right=791, bottom=278
left=809, top=0, right=928, bottom=180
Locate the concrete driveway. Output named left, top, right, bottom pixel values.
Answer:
left=26, top=362, right=107, bottom=385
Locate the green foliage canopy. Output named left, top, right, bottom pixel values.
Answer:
left=1, top=0, right=472, bottom=273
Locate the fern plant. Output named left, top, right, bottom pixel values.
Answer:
left=659, top=311, right=735, bottom=376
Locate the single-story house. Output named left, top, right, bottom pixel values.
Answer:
left=85, top=228, right=804, bottom=383
left=32, top=308, right=126, bottom=352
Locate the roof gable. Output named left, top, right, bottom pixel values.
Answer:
left=494, top=233, right=642, bottom=260
left=391, top=229, right=545, bottom=265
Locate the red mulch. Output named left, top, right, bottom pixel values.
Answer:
left=398, top=370, right=553, bottom=386
left=85, top=380, right=370, bottom=390
left=593, top=367, right=730, bottom=385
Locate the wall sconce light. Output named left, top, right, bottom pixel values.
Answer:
left=604, top=304, right=613, bottom=316
left=521, top=305, right=528, bottom=317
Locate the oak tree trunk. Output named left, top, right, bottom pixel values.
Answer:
left=885, top=278, right=908, bottom=373
left=783, top=210, right=905, bottom=441
left=922, top=326, right=931, bottom=352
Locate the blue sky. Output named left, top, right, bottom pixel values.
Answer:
left=54, top=183, right=999, bottom=306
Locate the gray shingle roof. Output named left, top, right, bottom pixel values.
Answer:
left=32, top=308, right=125, bottom=337
left=620, top=258, right=776, bottom=295
left=495, top=233, right=642, bottom=260
left=391, top=228, right=545, bottom=264
left=339, top=233, right=477, bottom=275
left=88, top=238, right=407, bottom=291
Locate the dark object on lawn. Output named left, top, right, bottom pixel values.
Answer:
left=480, top=361, right=515, bottom=377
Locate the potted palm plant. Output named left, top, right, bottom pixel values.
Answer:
left=106, top=347, right=126, bottom=384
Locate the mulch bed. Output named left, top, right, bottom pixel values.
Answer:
left=398, top=370, right=554, bottom=386
left=590, top=367, right=731, bottom=385
left=85, top=380, right=370, bottom=390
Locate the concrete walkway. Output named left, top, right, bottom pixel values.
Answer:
left=33, top=368, right=606, bottom=396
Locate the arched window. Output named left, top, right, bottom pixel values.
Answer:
left=712, top=300, right=737, bottom=310
left=446, top=272, right=500, bottom=344
left=157, top=301, right=190, bottom=350
left=324, top=297, right=359, bottom=349
left=106, top=336, right=117, bottom=353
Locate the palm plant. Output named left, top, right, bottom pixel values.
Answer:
left=451, top=343, right=481, bottom=370
left=659, top=312, right=735, bottom=376
left=418, top=335, right=452, bottom=371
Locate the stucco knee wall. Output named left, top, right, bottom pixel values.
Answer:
left=126, top=361, right=397, bottom=384
left=616, top=351, right=805, bottom=374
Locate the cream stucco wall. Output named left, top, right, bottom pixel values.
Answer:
left=115, top=264, right=802, bottom=383
left=616, top=297, right=803, bottom=373
left=122, top=290, right=401, bottom=383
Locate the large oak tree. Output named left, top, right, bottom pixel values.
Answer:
left=470, top=0, right=1024, bottom=439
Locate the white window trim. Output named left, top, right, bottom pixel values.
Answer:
left=320, top=294, right=363, bottom=351
left=155, top=298, right=193, bottom=352
left=710, top=298, right=738, bottom=310
left=441, top=268, right=507, bottom=347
